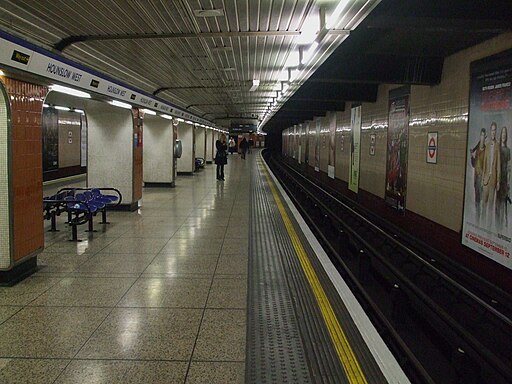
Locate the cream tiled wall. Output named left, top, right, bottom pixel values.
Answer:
left=285, top=32, right=512, bottom=232
left=87, top=101, right=134, bottom=203
left=206, top=129, right=214, bottom=162
left=143, top=115, right=174, bottom=183
left=407, top=32, right=512, bottom=231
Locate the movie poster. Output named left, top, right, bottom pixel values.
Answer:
left=349, top=104, right=361, bottom=192
left=462, top=50, right=512, bottom=270
left=328, top=112, right=336, bottom=178
left=293, top=124, right=297, bottom=159
left=298, top=123, right=302, bottom=164
left=314, top=118, right=320, bottom=172
left=305, top=122, right=310, bottom=164
left=385, top=86, right=410, bottom=213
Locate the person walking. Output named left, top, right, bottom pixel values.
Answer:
left=215, top=134, right=228, bottom=180
left=240, top=137, right=249, bottom=159
left=228, top=137, right=236, bottom=154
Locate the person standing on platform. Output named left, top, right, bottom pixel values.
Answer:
left=215, top=134, right=228, bottom=181
left=228, top=137, right=236, bottom=154
left=240, top=137, right=249, bottom=159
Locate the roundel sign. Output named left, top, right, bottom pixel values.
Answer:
left=427, top=132, right=438, bottom=163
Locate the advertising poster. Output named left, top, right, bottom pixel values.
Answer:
left=385, top=86, right=410, bottom=213
left=462, top=50, right=512, bottom=270
left=305, top=122, right=310, bottom=164
left=349, top=104, right=362, bottom=192
left=328, top=112, right=336, bottom=178
left=293, top=125, right=297, bottom=159
left=298, top=123, right=302, bottom=164
left=314, top=119, right=320, bottom=172
left=42, top=108, right=59, bottom=172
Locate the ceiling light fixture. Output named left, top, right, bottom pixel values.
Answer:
left=302, top=42, right=319, bottom=64
left=297, top=11, right=320, bottom=44
left=50, top=84, right=91, bottom=99
left=0, top=70, right=5, bottom=76
left=161, top=114, right=173, bottom=120
left=326, top=0, right=351, bottom=29
left=142, top=109, right=156, bottom=115
left=193, top=9, right=224, bottom=17
left=54, top=106, right=70, bottom=111
left=74, top=109, right=85, bottom=114
left=177, top=118, right=185, bottom=122
left=249, top=79, right=260, bottom=92
left=186, top=120, right=193, bottom=124
left=110, top=100, right=132, bottom=109
left=284, top=51, right=300, bottom=68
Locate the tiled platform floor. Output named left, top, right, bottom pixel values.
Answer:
left=0, top=153, right=250, bottom=383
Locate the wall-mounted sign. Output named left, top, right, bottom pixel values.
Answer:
left=370, top=133, right=376, bottom=156
left=427, top=132, right=438, bottom=163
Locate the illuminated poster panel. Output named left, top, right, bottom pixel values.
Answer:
left=305, top=122, right=310, bottom=164
left=328, top=112, right=336, bottom=178
left=385, top=86, right=410, bottom=213
left=298, top=123, right=302, bottom=164
left=349, top=104, right=361, bottom=192
left=314, top=119, right=320, bottom=172
left=462, top=50, right=512, bottom=270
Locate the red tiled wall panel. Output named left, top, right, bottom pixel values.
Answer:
left=4, top=78, right=46, bottom=262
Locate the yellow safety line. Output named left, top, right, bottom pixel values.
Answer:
left=259, top=158, right=369, bottom=384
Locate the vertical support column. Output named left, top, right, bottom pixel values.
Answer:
left=132, top=108, right=143, bottom=201
left=205, top=128, right=214, bottom=163
left=0, top=77, right=46, bottom=284
left=87, top=100, right=139, bottom=210
left=195, top=125, right=206, bottom=162
left=177, top=122, right=195, bottom=174
left=143, top=114, right=174, bottom=187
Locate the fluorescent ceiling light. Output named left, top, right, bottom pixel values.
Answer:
left=326, top=0, right=351, bottom=29
left=54, top=106, right=70, bottom=111
left=161, top=114, right=173, bottom=120
left=297, top=12, right=320, bottom=44
left=282, top=83, right=290, bottom=93
left=194, top=9, right=224, bottom=17
left=249, top=79, right=260, bottom=92
left=284, top=51, right=300, bottom=68
left=0, top=70, right=4, bottom=76
left=278, top=70, right=289, bottom=81
left=74, top=109, right=85, bottom=114
left=110, top=100, right=132, bottom=109
left=50, top=84, right=91, bottom=99
left=177, top=118, right=185, bottom=122
left=43, top=104, right=49, bottom=108
left=302, top=42, right=319, bottom=64
left=186, top=120, right=193, bottom=124
left=290, top=69, right=300, bottom=82
left=142, top=109, right=156, bottom=115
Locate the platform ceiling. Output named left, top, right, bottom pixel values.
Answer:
left=0, top=0, right=511, bottom=132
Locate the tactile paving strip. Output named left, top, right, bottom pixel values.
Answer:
left=246, top=157, right=313, bottom=384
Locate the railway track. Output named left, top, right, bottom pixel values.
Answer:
left=265, top=150, right=512, bottom=384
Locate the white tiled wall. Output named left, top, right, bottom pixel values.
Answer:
left=143, top=115, right=174, bottom=183
left=195, top=127, right=206, bottom=160
left=87, top=101, right=134, bottom=203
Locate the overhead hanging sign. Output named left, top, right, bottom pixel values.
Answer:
left=0, top=31, right=212, bottom=127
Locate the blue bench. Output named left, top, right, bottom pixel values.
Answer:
left=43, top=187, right=122, bottom=241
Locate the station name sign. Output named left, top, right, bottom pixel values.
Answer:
left=0, top=32, right=211, bottom=127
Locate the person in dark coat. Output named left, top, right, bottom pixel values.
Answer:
left=240, top=137, right=249, bottom=159
left=215, top=134, right=228, bottom=180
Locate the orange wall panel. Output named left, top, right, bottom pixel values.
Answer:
left=3, top=78, right=46, bottom=262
